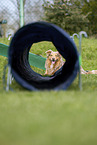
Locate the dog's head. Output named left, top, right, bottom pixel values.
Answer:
left=45, top=50, right=62, bottom=65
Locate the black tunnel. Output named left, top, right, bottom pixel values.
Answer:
left=8, top=21, right=79, bottom=91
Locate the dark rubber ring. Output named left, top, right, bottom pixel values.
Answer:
left=8, top=21, right=79, bottom=90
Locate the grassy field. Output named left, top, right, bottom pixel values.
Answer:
left=0, top=37, right=97, bottom=145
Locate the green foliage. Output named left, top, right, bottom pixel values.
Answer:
left=42, top=0, right=89, bottom=34
left=82, top=0, right=97, bottom=35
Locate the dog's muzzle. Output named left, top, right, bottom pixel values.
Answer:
left=51, top=58, right=56, bottom=64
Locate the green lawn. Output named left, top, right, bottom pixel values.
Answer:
left=0, top=37, right=97, bottom=145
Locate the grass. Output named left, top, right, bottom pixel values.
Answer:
left=0, top=37, right=97, bottom=145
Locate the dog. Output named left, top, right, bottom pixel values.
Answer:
left=44, top=50, right=65, bottom=75
left=44, top=49, right=97, bottom=75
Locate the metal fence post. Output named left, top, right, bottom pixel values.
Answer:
left=79, top=31, right=88, bottom=91
left=20, top=0, right=24, bottom=27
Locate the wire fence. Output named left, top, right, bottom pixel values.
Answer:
left=0, top=0, right=44, bottom=37
left=0, top=0, right=97, bottom=37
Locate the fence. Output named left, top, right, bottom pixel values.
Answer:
left=0, top=0, right=44, bottom=37
left=0, top=0, right=97, bottom=37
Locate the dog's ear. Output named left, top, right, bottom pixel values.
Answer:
left=56, top=51, right=62, bottom=58
left=45, top=50, right=52, bottom=57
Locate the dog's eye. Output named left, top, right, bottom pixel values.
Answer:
left=56, top=54, right=59, bottom=57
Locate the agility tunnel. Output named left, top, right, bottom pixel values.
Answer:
left=5, top=21, right=79, bottom=90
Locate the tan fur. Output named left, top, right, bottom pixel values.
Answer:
left=86, top=70, right=97, bottom=74
left=80, top=66, right=97, bottom=74
left=45, top=50, right=64, bottom=75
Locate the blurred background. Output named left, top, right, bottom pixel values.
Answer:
left=0, top=0, right=97, bottom=37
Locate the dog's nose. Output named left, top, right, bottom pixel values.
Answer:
left=52, top=58, right=55, bottom=61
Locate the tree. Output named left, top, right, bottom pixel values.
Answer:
left=82, top=0, right=97, bottom=35
left=42, top=0, right=89, bottom=34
